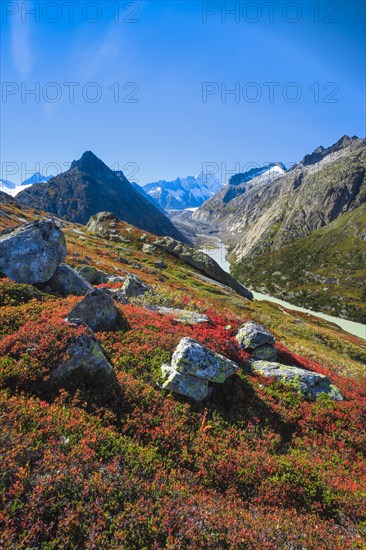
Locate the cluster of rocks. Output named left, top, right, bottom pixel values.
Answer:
left=236, top=321, right=343, bottom=401
left=0, top=218, right=343, bottom=402
left=161, top=322, right=343, bottom=402
left=160, top=337, right=239, bottom=401
left=0, top=219, right=133, bottom=390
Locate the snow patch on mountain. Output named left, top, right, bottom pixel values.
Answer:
left=143, top=172, right=223, bottom=210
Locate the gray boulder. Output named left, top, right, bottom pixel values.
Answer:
left=248, top=359, right=343, bottom=401
left=251, top=344, right=277, bottom=361
left=52, top=334, right=115, bottom=387
left=76, top=265, right=109, bottom=285
left=154, top=237, right=253, bottom=300
left=142, top=243, right=156, bottom=254
left=67, top=288, right=130, bottom=332
left=172, top=337, right=239, bottom=383
left=160, top=363, right=209, bottom=401
left=45, top=264, right=93, bottom=296
left=0, top=219, right=66, bottom=283
left=115, top=273, right=155, bottom=303
left=151, top=307, right=211, bottom=325
left=86, top=211, right=118, bottom=237
left=236, top=321, right=275, bottom=349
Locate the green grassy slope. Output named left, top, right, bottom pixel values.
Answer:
left=232, top=205, right=366, bottom=323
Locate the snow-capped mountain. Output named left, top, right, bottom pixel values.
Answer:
left=143, top=172, right=223, bottom=210
left=227, top=163, right=287, bottom=187
left=0, top=173, right=55, bottom=197
left=20, top=172, right=54, bottom=186
left=193, top=162, right=287, bottom=219
left=0, top=179, right=16, bottom=192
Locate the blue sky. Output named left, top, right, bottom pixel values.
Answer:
left=1, top=0, right=365, bottom=185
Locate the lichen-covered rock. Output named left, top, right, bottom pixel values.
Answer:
left=172, top=337, right=239, bottom=383
left=0, top=219, right=66, bottom=284
left=115, top=273, right=155, bottom=304
left=151, top=307, right=211, bottom=325
left=67, top=288, right=130, bottom=332
left=236, top=321, right=275, bottom=349
left=248, top=359, right=343, bottom=401
left=52, top=334, right=115, bottom=387
left=44, top=264, right=93, bottom=296
left=160, top=363, right=209, bottom=401
left=86, top=212, right=118, bottom=237
left=76, top=265, right=109, bottom=285
left=251, top=344, right=277, bottom=361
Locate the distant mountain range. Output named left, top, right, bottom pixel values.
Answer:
left=0, top=172, right=54, bottom=197
left=143, top=172, right=223, bottom=210
left=16, top=152, right=188, bottom=242
left=194, top=135, right=366, bottom=322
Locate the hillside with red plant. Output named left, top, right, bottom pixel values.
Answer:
left=0, top=200, right=365, bottom=549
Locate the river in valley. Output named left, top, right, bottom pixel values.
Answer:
left=200, top=242, right=366, bottom=340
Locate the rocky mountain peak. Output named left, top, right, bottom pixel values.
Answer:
left=300, top=134, right=364, bottom=166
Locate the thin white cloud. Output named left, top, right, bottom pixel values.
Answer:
left=79, top=25, right=123, bottom=80
left=11, top=4, right=33, bottom=76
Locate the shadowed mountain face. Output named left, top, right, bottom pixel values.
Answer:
left=16, top=152, right=188, bottom=242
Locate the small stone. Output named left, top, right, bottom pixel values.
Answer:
left=67, top=288, right=130, bottom=332
left=52, top=334, right=115, bottom=388
left=236, top=321, right=275, bottom=349
left=142, top=243, right=156, bottom=254
left=151, top=307, right=210, bottom=325
left=172, top=337, right=239, bottom=383
left=45, top=264, right=93, bottom=296
left=76, top=265, right=109, bottom=285
left=248, top=359, right=343, bottom=401
left=153, top=260, right=167, bottom=269
left=160, top=363, right=209, bottom=401
left=115, top=273, right=155, bottom=303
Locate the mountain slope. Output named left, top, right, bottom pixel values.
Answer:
left=16, top=151, right=188, bottom=242
left=0, top=197, right=365, bottom=548
left=195, top=136, right=366, bottom=322
left=193, top=163, right=286, bottom=221
left=144, top=172, right=223, bottom=210
left=232, top=204, right=366, bottom=323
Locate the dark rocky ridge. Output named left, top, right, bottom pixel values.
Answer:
left=16, top=151, right=188, bottom=243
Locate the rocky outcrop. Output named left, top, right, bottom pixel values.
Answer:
left=154, top=237, right=253, bottom=300
left=151, top=307, right=210, bottom=325
left=0, top=219, right=67, bottom=284
left=160, top=337, right=239, bottom=401
left=161, top=364, right=209, bottom=401
left=67, top=288, right=130, bottom=332
left=115, top=273, right=155, bottom=304
left=248, top=359, right=343, bottom=401
left=52, top=333, right=116, bottom=388
left=86, top=212, right=120, bottom=238
left=236, top=321, right=275, bottom=349
left=236, top=321, right=277, bottom=361
left=76, top=265, right=109, bottom=285
left=44, top=264, right=93, bottom=296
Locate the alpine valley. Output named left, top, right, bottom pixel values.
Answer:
left=194, top=135, right=366, bottom=323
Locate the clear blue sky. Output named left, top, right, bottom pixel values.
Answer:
left=1, top=0, right=365, bottom=185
